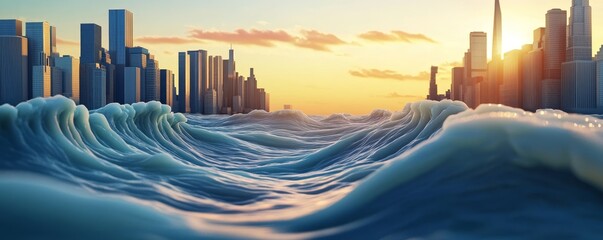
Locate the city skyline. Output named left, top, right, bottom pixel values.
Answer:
left=3, top=1, right=603, bottom=114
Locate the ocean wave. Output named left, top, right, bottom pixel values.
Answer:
left=0, top=96, right=602, bottom=239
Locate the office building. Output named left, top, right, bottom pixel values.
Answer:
left=209, top=56, right=224, bottom=111
left=178, top=52, right=190, bottom=113
left=522, top=28, right=545, bottom=111
left=561, top=0, right=596, bottom=112
left=123, top=67, right=140, bottom=104
left=596, top=46, right=603, bottom=108
left=428, top=66, right=438, bottom=100
left=54, top=56, right=80, bottom=103
left=51, top=67, right=62, bottom=96
left=160, top=69, right=173, bottom=106
left=204, top=89, right=218, bottom=114
left=31, top=65, right=51, bottom=98
left=26, top=22, right=51, bottom=98
left=451, top=67, right=464, bottom=101
left=49, top=26, right=58, bottom=57
left=468, top=32, right=488, bottom=107
left=80, top=24, right=102, bottom=65
left=0, top=19, right=23, bottom=36
left=145, top=57, right=160, bottom=101
left=81, top=63, right=106, bottom=109
left=0, top=36, right=28, bottom=105
left=109, top=9, right=133, bottom=65
left=187, top=50, right=208, bottom=113
left=542, top=9, right=567, bottom=109
left=246, top=68, right=258, bottom=110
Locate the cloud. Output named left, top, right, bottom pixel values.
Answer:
left=188, top=28, right=346, bottom=52
left=136, top=36, right=200, bottom=45
left=349, top=69, right=430, bottom=81
left=358, top=30, right=437, bottom=44
left=383, top=92, right=424, bottom=99
left=56, top=38, right=78, bottom=46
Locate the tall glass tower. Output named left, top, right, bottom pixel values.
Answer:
left=109, top=9, right=133, bottom=65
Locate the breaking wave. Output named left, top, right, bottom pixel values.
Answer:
left=1, top=96, right=603, bottom=239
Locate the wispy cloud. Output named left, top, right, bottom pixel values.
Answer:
left=136, top=36, right=200, bottom=45
left=188, top=28, right=346, bottom=52
left=383, top=92, right=424, bottom=99
left=350, top=69, right=430, bottom=81
left=358, top=30, right=437, bottom=44
left=56, top=38, right=78, bottom=46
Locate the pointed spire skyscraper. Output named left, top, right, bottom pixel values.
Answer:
left=493, top=0, right=502, bottom=61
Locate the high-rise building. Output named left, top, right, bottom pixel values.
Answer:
left=109, top=9, right=133, bottom=66
left=31, top=65, right=51, bottom=98
left=123, top=67, right=140, bottom=104
left=160, top=69, right=173, bottom=106
left=80, top=24, right=102, bottom=65
left=100, top=48, right=115, bottom=103
left=80, top=63, right=106, bottom=109
left=54, top=56, right=80, bottom=103
left=246, top=68, right=258, bottom=110
left=209, top=56, right=224, bottom=111
left=203, top=89, right=218, bottom=114
left=145, top=57, right=160, bottom=101
left=561, top=0, right=596, bottom=112
left=26, top=22, right=50, bottom=98
left=501, top=49, right=527, bottom=108
left=223, top=59, right=233, bottom=112
left=0, top=36, right=28, bottom=105
left=595, top=46, right=603, bottom=108
left=178, top=52, right=190, bottom=113
left=469, top=32, right=488, bottom=107
left=487, top=0, right=503, bottom=105
left=542, top=9, right=567, bottom=109
left=522, top=28, right=546, bottom=111
left=428, top=66, right=438, bottom=100
left=492, top=0, right=502, bottom=61
left=49, top=26, right=58, bottom=57
left=50, top=67, right=63, bottom=96
left=0, top=19, right=23, bottom=36
left=451, top=67, right=464, bottom=101
left=187, top=50, right=208, bottom=114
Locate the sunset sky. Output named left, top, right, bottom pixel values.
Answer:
left=2, top=0, right=603, bottom=115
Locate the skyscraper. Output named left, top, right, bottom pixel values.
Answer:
left=488, top=0, right=503, bottom=104
left=160, top=69, right=174, bottom=106
left=595, top=46, right=603, bottom=108
left=31, top=65, right=51, bottom=98
left=49, top=26, right=58, bottom=57
left=469, top=32, right=487, bottom=108
left=492, top=0, right=502, bottom=61
left=109, top=9, right=133, bottom=66
left=209, top=56, right=224, bottom=111
left=501, top=48, right=528, bottom=108
left=561, top=0, right=596, bottom=112
left=50, top=67, right=62, bottom=96
left=451, top=67, right=464, bottom=101
left=542, top=9, right=567, bottom=109
left=523, top=28, right=546, bottom=111
left=0, top=36, right=28, bottom=105
left=26, top=22, right=50, bottom=98
left=187, top=50, right=208, bottom=114
left=428, top=66, right=438, bottom=101
left=0, top=19, right=23, bottom=36
left=80, top=24, right=102, bottom=64
left=123, top=67, right=140, bottom=104
left=178, top=52, right=190, bottom=113
left=54, top=56, right=80, bottom=103
left=80, top=63, right=106, bottom=109
left=145, top=57, right=160, bottom=101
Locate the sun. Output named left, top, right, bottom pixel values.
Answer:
left=502, top=31, right=532, bottom=55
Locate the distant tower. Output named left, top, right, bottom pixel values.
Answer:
left=488, top=0, right=503, bottom=104
left=428, top=66, right=438, bottom=100
left=493, top=0, right=502, bottom=61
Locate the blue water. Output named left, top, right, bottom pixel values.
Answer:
left=1, top=96, right=603, bottom=239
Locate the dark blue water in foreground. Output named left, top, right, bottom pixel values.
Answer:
left=1, top=96, right=603, bottom=239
